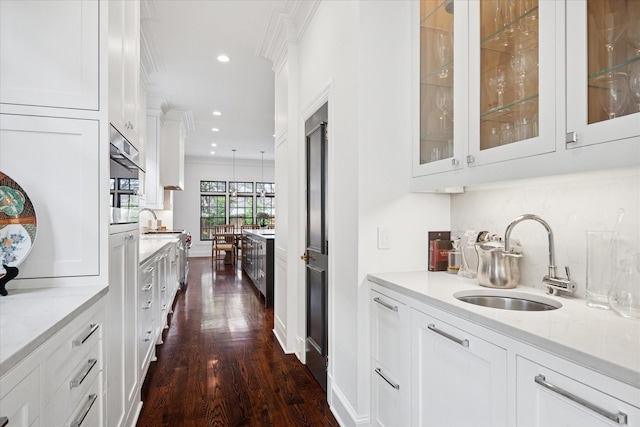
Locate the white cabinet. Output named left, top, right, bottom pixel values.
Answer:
left=565, top=1, right=640, bottom=150
left=370, top=288, right=410, bottom=427
left=144, top=113, right=164, bottom=209
left=516, top=355, right=640, bottom=427
left=412, top=0, right=640, bottom=192
left=107, top=227, right=139, bottom=427
left=0, top=114, right=100, bottom=282
left=411, top=307, right=508, bottom=427
left=160, top=113, right=185, bottom=191
left=0, top=0, right=99, bottom=110
left=154, top=243, right=176, bottom=344
left=0, top=296, right=106, bottom=427
left=0, top=367, right=40, bottom=427
left=109, top=0, right=141, bottom=147
left=138, top=257, right=156, bottom=382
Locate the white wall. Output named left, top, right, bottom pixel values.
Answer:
left=357, top=0, right=450, bottom=417
left=172, top=157, right=274, bottom=257
left=451, top=166, right=640, bottom=298
left=291, top=1, right=450, bottom=424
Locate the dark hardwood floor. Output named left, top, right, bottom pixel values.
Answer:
left=137, top=257, right=339, bottom=427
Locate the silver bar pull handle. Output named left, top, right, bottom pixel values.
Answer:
left=142, top=266, right=154, bottom=274
left=427, top=324, right=469, bottom=347
left=373, top=297, right=398, bottom=312
left=70, top=359, right=98, bottom=389
left=142, top=300, right=153, bottom=310
left=141, top=283, right=153, bottom=292
left=72, top=323, right=99, bottom=347
left=534, top=375, right=627, bottom=425
left=375, top=368, right=400, bottom=390
left=144, top=330, right=153, bottom=342
left=70, top=393, right=98, bottom=427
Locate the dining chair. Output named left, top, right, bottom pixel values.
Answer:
left=211, top=224, right=237, bottom=267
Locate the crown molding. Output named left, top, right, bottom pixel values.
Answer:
left=140, top=0, right=164, bottom=88
left=256, top=0, right=320, bottom=67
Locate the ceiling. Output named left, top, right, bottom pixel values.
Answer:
left=142, top=0, right=279, bottom=162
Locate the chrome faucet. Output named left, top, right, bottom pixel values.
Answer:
left=139, top=208, right=158, bottom=220
left=504, top=214, right=576, bottom=295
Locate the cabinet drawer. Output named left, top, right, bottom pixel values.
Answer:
left=41, top=306, right=104, bottom=404
left=371, top=290, right=409, bottom=372
left=371, top=361, right=409, bottom=427
left=0, top=366, right=40, bottom=427
left=63, top=373, right=103, bottom=427
left=43, top=340, right=101, bottom=427
left=516, top=356, right=640, bottom=427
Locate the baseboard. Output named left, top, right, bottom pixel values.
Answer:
left=329, top=378, right=370, bottom=427
left=273, top=316, right=295, bottom=354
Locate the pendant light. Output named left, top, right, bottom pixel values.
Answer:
left=260, top=150, right=266, bottom=199
left=231, top=149, right=237, bottom=197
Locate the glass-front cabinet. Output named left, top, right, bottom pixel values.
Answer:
left=415, top=0, right=464, bottom=176
left=566, top=0, right=640, bottom=148
left=468, top=0, right=556, bottom=167
left=413, top=0, right=640, bottom=189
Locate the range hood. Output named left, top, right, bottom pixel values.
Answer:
left=110, top=125, right=144, bottom=172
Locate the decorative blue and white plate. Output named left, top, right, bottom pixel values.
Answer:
left=0, top=172, right=37, bottom=267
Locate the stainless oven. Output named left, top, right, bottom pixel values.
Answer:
left=109, top=125, right=144, bottom=225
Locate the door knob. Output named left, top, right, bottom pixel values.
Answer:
left=300, top=252, right=315, bottom=262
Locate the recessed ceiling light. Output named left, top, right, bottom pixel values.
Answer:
left=210, top=151, right=215, bottom=155
left=217, top=55, right=230, bottom=63
left=272, top=134, right=275, bottom=137
left=211, top=143, right=217, bottom=147
left=211, top=128, right=219, bottom=132
left=213, top=111, right=222, bottom=116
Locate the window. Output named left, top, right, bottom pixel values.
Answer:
left=200, top=181, right=227, bottom=240
left=229, top=195, right=254, bottom=226
left=229, top=181, right=253, bottom=194
left=256, top=196, right=274, bottom=227
left=256, top=182, right=275, bottom=195
left=199, top=180, right=276, bottom=238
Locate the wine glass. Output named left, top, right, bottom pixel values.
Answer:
left=627, top=1, right=640, bottom=55
left=510, top=46, right=532, bottom=99
left=629, top=62, right=640, bottom=112
left=595, top=72, right=628, bottom=119
left=436, top=29, right=452, bottom=79
left=436, top=86, right=453, bottom=129
left=488, top=65, right=508, bottom=109
left=589, top=0, right=628, bottom=69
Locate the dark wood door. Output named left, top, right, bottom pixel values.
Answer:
left=303, top=102, right=328, bottom=392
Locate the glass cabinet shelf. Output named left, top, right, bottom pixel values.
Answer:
left=419, top=0, right=455, bottom=165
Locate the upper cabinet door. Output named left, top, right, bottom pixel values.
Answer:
left=109, top=0, right=141, bottom=147
left=566, top=0, right=640, bottom=149
left=0, top=0, right=99, bottom=110
left=413, top=0, right=467, bottom=177
left=467, top=0, right=556, bottom=167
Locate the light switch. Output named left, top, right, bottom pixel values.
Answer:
left=378, top=227, right=390, bottom=249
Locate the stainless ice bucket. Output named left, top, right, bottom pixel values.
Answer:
left=475, top=242, right=523, bottom=289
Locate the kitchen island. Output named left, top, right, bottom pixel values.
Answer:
left=241, top=229, right=274, bottom=307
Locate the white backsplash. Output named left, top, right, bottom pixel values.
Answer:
left=451, top=167, right=640, bottom=298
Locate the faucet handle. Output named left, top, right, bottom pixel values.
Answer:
left=544, top=266, right=576, bottom=296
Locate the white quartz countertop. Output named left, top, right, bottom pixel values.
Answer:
left=242, top=229, right=275, bottom=239
left=0, top=285, right=108, bottom=376
left=139, top=236, right=178, bottom=264
left=367, top=271, right=640, bottom=389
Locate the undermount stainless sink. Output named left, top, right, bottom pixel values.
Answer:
left=453, top=290, right=562, bottom=311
